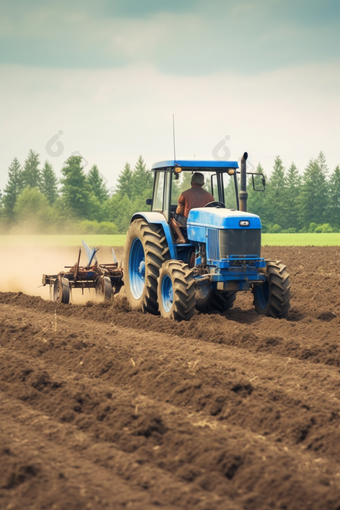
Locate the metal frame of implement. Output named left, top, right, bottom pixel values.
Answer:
left=42, top=240, right=123, bottom=303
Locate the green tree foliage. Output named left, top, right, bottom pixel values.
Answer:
left=116, top=163, right=133, bottom=198
left=317, top=151, right=329, bottom=175
left=106, top=157, right=154, bottom=232
left=173, top=171, right=192, bottom=202
left=40, top=161, right=59, bottom=205
left=14, top=187, right=52, bottom=233
left=0, top=190, right=3, bottom=222
left=285, top=162, right=302, bottom=230
left=299, top=157, right=329, bottom=227
left=3, top=157, right=24, bottom=220
left=266, top=156, right=288, bottom=230
left=87, top=164, right=109, bottom=203
left=104, top=193, right=134, bottom=233
left=328, top=165, right=340, bottom=229
left=224, top=175, right=238, bottom=209
left=60, top=155, right=91, bottom=219
left=131, top=156, right=153, bottom=198
left=2, top=149, right=340, bottom=234
left=22, top=150, right=41, bottom=189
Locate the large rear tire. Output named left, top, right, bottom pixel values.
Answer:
left=196, top=286, right=236, bottom=314
left=158, top=260, right=196, bottom=321
left=124, top=218, right=169, bottom=314
left=253, top=260, right=291, bottom=318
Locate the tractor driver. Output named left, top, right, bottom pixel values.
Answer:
left=171, top=172, right=214, bottom=244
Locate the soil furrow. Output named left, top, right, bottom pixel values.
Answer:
left=1, top=303, right=340, bottom=460
left=1, top=347, right=340, bottom=510
left=0, top=394, right=236, bottom=510
left=1, top=287, right=340, bottom=368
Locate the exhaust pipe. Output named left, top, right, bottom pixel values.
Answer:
left=239, top=152, right=248, bottom=212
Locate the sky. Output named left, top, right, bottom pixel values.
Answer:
left=1, top=0, right=340, bottom=192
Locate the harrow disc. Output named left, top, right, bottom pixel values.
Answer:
left=95, top=276, right=113, bottom=301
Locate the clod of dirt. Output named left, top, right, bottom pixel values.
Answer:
left=317, top=311, right=337, bottom=322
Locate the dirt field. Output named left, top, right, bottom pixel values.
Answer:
left=1, top=245, right=340, bottom=510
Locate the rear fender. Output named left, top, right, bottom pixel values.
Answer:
left=130, top=212, right=177, bottom=259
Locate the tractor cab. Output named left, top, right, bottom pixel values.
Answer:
left=149, top=159, right=242, bottom=223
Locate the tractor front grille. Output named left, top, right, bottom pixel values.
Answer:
left=207, top=229, right=219, bottom=260
left=219, top=229, right=261, bottom=258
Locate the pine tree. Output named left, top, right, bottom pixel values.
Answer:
left=299, top=157, right=329, bottom=229
left=60, top=155, right=91, bottom=218
left=3, top=157, right=24, bottom=220
left=131, top=156, right=153, bottom=198
left=87, top=164, right=109, bottom=203
left=22, top=150, right=41, bottom=189
left=328, top=165, right=340, bottom=229
left=40, top=161, right=58, bottom=205
left=317, top=151, right=328, bottom=175
left=316, top=151, right=330, bottom=224
left=116, top=163, right=133, bottom=198
left=285, top=162, right=302, bottom=231
left=266, top=156, right=288, bottom=229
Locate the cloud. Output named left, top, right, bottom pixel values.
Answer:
left=0, top=0, right=339, bottom=74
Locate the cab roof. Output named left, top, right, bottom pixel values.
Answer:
left=151, top=160, right=239, bottom=171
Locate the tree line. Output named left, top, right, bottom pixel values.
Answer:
left=246, top=152, right=340, bottom=233
left=0, top=149, right=339, bottom=234
left=0, top=151, right=153, bottom=234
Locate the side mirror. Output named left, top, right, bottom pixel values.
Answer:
left=252, top=173, right=265, bottom=191
left=146, top=198, right=152, bottom=206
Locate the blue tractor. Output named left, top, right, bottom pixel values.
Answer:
left=123, top=153, right=291, bottom=321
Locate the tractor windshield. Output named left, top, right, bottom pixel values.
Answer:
left=171, top=171, right=237, bottom=210
left=171, top=171, right=216, bottom=206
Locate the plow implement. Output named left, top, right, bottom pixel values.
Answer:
left=42, top=240, right=123, bottom=304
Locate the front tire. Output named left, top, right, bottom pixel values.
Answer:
left=158, top=260, right=196, bottom=321
left=253, top=260, right=291, bottom=318
left=124, top=219, right=169, bottom=314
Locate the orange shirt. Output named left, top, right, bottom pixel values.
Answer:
left=177, top=187, right=215, bottom=218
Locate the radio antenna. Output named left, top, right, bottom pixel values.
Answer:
left=172, top=114, right=176, bottom=162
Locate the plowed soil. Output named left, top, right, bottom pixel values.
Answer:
left=1, top=245, right=340, bottom=510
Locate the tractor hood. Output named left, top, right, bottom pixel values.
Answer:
left=186, top=208, right=262, bottom=257
left=187, top=208, right=261, bottom=230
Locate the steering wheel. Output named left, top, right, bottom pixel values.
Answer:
left=204, top=201, right=225, bottom=208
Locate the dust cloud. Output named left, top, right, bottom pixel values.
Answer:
left=0, top=245, right=78, bottom=298
left=0, top=245, right=124, bottom=304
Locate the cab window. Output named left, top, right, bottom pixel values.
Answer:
left=171, top=171, right=216, bottom=209
left=153, top=171, right=165, bottom=211
left=223, top=173, right=237, bottom=209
